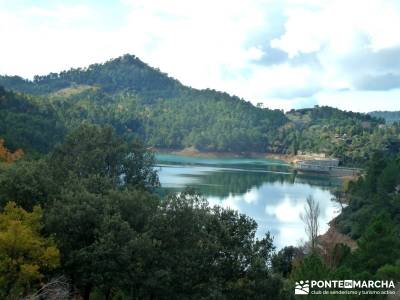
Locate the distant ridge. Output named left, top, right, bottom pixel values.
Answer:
left=369, top=111, right=400, bottom=124
left=0, top=54, right=182, bottom=97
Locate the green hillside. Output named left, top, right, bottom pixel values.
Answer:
left=275, top=107, right=399, bottom=165
left=0, top=86, right=65, bottom=154
left=1, top=54, right=399, bottom=166
left=0, top=54, right=288, bottom=153
left=0, top=54, right=182, bottom=97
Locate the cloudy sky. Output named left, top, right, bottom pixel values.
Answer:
left=0, top=0, right=399, bottom=112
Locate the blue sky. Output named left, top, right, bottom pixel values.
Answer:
left=0, top=0, right=399, bottom=112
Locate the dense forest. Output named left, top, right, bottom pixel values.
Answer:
left=1, top=54, right=399, bottom=166
left=279, top=107, right=400, bottom=166
left=0, top=86, right=65, bottom=154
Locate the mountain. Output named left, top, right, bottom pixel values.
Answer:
left=0, top=54, right=288, bottom=153
left=0, top=54, right=399, bottom=165
left=0, top=54, right=182, bottom=98
left=369, top=111, right=400, bottom=124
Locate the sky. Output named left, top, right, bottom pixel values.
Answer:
left=0, top=0, right=399, bottom=112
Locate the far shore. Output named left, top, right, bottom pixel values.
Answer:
left=153, top=147, right=293, bottom=163
left=153, top=147, right=362, bottom=181
left=153, top=147, right=328, bottom=165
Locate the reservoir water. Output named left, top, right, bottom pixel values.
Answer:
left=156, top=153, right=342, bottom=249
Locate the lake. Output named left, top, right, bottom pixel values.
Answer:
left=156, top=153, right=342, bottom=249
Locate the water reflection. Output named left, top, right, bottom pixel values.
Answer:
left=156, top=154, right=341, bottom=249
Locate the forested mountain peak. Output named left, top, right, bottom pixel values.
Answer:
left=0, top=54, right=183, bottom=97
left=0, top=55, right=290, bottom=154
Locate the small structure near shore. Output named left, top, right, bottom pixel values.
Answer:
left=295, top=157, right=361, bottom=177
left=296, top=158, right=339, bottom=172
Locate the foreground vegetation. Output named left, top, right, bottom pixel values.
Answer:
left=0, top=122, right=399, bottom=299
left=0, top=125, right=292, bottom=299
left=287, top=152, right=400, bottom=299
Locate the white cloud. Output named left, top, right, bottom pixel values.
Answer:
left=272, top=0, right=400, bottom=56
left=23, top=4, right=94, bottom=22
left=0, top=0, right=399, bottom=112
left=118, top=0, right=274, bottom=90
left=265, top=197, right=303, bottom=223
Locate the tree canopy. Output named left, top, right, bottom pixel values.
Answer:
left=0, top=202, right=59, bottom=299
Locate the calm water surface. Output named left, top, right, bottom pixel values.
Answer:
left=156, top=153, right=342, bottom=249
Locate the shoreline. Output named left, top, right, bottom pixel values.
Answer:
left=318, top=221, right=358, bottom=251
left=154, top=147, right=343, bottom=164
left=154, top=148, right=361, bottom=180
left=153, top=147, right=294, bottom=163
